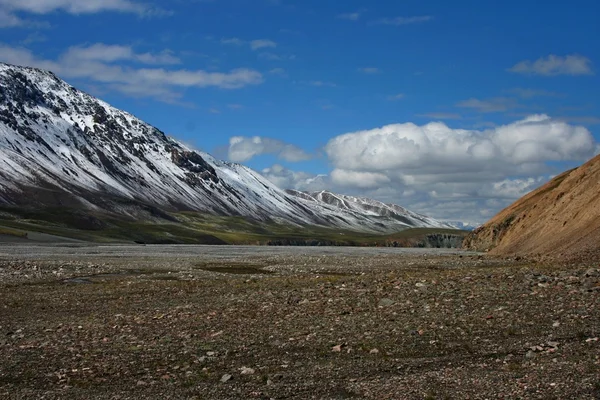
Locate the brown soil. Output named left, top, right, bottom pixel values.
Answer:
left=464, top=154, right=600, bottom=262
left=1, top=246, right=599, bottom=399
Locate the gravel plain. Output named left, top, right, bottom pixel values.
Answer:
left=1, top=244, right=599, bottom=399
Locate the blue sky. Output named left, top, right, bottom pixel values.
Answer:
left=0, top=0, right=599, bottom=224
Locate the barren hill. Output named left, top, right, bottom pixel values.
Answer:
left=464, top=154, right=600, bottom=261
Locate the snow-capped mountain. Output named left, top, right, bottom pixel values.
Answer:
left=286, top=190, right=454, bottom=229
left=0, top=62, right=451, bottom=233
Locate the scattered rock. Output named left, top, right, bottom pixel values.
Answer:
left=332, top=344, right=344, bottom=352
left=525, top=350, right=536, bottom=359
left=239, top=367, right=255, bottom=375
left=378, top=298, right=395, bottom=307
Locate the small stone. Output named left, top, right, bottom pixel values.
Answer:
left=240, top=367, right=255, bottom=375
left=552, top=321, right=560, bottom=328
left=332, top=344, right=343, bottom=352
left=378, top=298, right=395, bottom=307
left=369, top=348, right=380, bottom=354
left=220, top=374, right=233, bottom=383
left=585, top=268, right=599, bottom=277
left=525, top=350, right=536, bottom=359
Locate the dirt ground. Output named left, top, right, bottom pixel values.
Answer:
left=1, top=244, right=599, bottom=399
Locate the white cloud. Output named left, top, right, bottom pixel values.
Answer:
left=376, top=16, right=433, bottom=25
left=63, top=43, right=181, bottom=65
left=228, top=136, right=311, bottom=163
left=250, top=39, right=276, bottom=50
left=509, top=54, right=594, bottom=76
left=417, top=112, right=462, bottom=120
left=220, top=37, right=245, bottom=46
left=0, top=43, right=263, bottom=101
left=319, top=115, right=596, bottom=222
left=482, top=177, right=547, bottom=199
left=325, top=115, right=595, bottom=177
left=261, top=164, right=329, bottom=192
left=0, top=0, right=146, bottom=14
left=558, top=116, right=600, bottom=126
left=387, top=93, right=404, bottom=101
left=506, top=88, right=561, bottom=99
left=337, top=12, right=361, bottom=21
left=0, top=8, right=23, bottom=26
left=0, top=0, right=171, bottom=25
left=330, top=169, right=390, bottom=189
left=268, top=67, right=286, bottom=76
left=258, top=115, right=596, bottom=223
left=456, top=97, right=518, bottom=113
left=309, top=80, right=336, bottom=87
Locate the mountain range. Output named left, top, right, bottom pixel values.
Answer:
left=0, top=62, right=454, bottom=240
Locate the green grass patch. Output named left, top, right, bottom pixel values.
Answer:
left=0, top=226, right=28, bottom=238
left=0, top=205, right=467, bottom=246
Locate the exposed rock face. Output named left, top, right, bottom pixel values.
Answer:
left=464, top=154, right=600, bottom=261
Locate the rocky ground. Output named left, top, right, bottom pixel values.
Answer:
left=0, top=245, right=599, bottom=399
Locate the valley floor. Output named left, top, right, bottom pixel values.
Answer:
left=0, top=245, right=599, bottom=399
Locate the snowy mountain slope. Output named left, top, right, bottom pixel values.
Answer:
left=0, top=62, right=452, bottom=233
left=286, top=190, right=454, bottom=229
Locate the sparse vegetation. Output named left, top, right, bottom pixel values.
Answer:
left=0, top=205, right=467, bottom=246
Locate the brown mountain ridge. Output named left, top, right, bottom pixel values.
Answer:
left=464, top=153, right=600, bottom=262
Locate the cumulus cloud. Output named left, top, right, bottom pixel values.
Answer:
left=325, top=115, right=594, bottom=176
left=481, top=177, right=547, bottom=199
left=313, top=115, right=597, bottom=222
left=263, top=115, right=600, bottom=224
left=509, top=54, right=594, bottom=76
left=330, top=169, right=390, bottom=189
left=228, top=136, right=311, bottom=163
left=261, top=164, right=329, bottom=192
left=0, top=42, right=263, bottom=102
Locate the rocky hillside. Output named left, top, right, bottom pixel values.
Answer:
left=464, top=154, right=600, bottom=261
left=0, top=62, right=452, bottom=234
